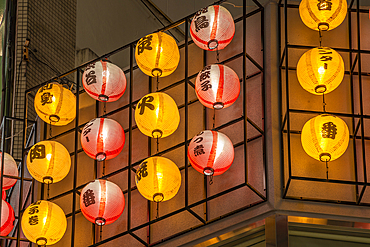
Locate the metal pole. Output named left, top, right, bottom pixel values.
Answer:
left=243, top=0, right=248, bottom=184
left=184, top=18, right=189, bottom=208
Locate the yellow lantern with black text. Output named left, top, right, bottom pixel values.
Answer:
left=34, top=82, right=76, bottom=126
left=301, top=114, right=349, bottom=162
left=135, top=32, right=180, bottom=77
left=26, top=141, right=71, bottom=184
left=135, top=156, right=181, bottom=202
left=135, top=92, right=180, bottom=138
left=299, top=0, right=347, bottom=31
left=297, top=47, right=344, bottom=95
left=21, top=200, right=67, bottom=246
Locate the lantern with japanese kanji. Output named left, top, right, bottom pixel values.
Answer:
left=26, top=141, right=71, bottom=184
left=80, top=179, right=125, bottom=226
left=135, top=92, right=180, bottom=138
left=301, top=114, right=349, bottom=162
left=82, top=60, right=127, bottom=102
left=135, top=157, right=181, bottom=202
left=299, top=0, right=347, bottom=31
left=195, top=64, right=240, bottom=109
left=297, top=47, right=344, bottom=95
left=0, top=200, right=15, bottom=236
left=188, top=130, right=234, bottom=176
left=81, top=118, right=125, bottom=161
left=34, top=82, right=76, bottom=126
left=135, top=32, right=180, bottom=77
left=21, top=200, right=67, bottom=246
left=190, top=5, right=235, bottom=51
left=0, top=152, right=18, bottom=190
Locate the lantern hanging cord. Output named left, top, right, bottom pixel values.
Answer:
left=213, top=109, right=216, bottom=129
left=100, top=225, right=103, bottom=241
left=319, top=29, right=323, bottom=47
left=49, top=121, right=52, bottom=138
left=103, top=102, right=106, bottom=115
left=209, top=174, right=213, bottom=185
left=156, top=202, right=159, bottom=219
left=325, top=160, right=329, bottom=181
left=47, top=183, right=50, bottom=199
left=322, top=93, right=326, bottom=112
left=156, top=137, right=159, bottom=153
left=156, top=75, right=159, bottom=91
left=102, top=160, right=106, bottom=176
left=216, top=48, right=220, bottom=63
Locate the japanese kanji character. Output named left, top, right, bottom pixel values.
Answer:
left=137, top=35, right=153, bottom=55
left=82, top=189, right=96, bottom=208
left=194, top=16, right=209, bottom=32
left=317, top=0, right=332, bottom=10
left=137, top=96, right=155, bottom=115
left=29, top=144, right=46, bottom=163
left=28, top=206, right=39, bottom=215
left=29, top=215, right=38, bottom=225
left=39, top=84, right=53, bottom=93
left=201, top=81, right=212, bottom=91
left=85, top=70, right=97, bottom=85
left=194, top=145, right=205, bottom=157
left=41, top=92, right=54, bottom=106
left=321, top=122, right=337, bottom=139
left=194, top=137, right=203, bottom=143
left=137, top=162, right=148, bottom=181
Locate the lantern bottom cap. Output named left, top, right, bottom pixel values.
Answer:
left=96, top=152, right=106, bottom=161
left=314, top=85, right=327, bottom=94
left=95, top=217, right=106, bottom=226
left=213, top=102, right=224, bottom=109
left=36, top=237, right=47, bottom=245
left=98, top=94, right=109, bottom=101
left=151, top=68, right=163, bottom=77
left=208, top=39, right=219, bottom=50
left=49, top=114, right=60, bottom=123
left=152, top=129, right=163, bottom=138
left=203, top=167, right=214, bottom=176
left=43, top=176, right=53, bottom=184
left=319, top=152, right=331, bottom=162
left=318, top=22, right=329, bottom=31
left=153, top=192, right=164, bottom=202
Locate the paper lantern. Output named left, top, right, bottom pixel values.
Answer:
left=190, top=5, right=235, bottom=51
left=135, top=32, right=180, bottom=77
left=297, top=47, right=344, bottom=95
left=188, top=130, right=234, bottom=176
left=135, top=157, right=181, bottom=202
left=0, top=152, right=18, bottom=190
left=80, top=179, right=125, bottom=226
left=81, top=118, right=125, bottom=161
left=21, top=200, right=67, bottom=246
left=301, top=114, right=349, bottom=162
left=195, top=64, right=240, bottom=109
left=82, top=60, right=127, bottom=102
left=2, top=191, right=5, bottom=200
left=299, top=0, right=347, bottom=31
left=135, top=92, right=180, bottom=138
left=0, top=200, right=15, bottom=236
left=34, top=82, right=76, bottom=126
left=26, top=141, right=71, bottom=184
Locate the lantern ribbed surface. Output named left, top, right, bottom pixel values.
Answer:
left=82, top=60, right=127, bottom=102
left=80, top=179, right=125, bottom=226
left=0, top=152, right=18, bottom=190
left=195, top=64, right=240, bottom=109
left=135, top=157, right=181, bottom=202
left=297, top=47, right=344, bottom=95
left=2, top=191, right=5, bottom=200
left=34, top=82, right=76, bottom=126
left=188, top=130, right=234, bottom=176
left=21, top=200, right=67, bottom=246
left=0, top=200, right=15, bottom=236
left=299, top=0, right=347, bottom=31
left=190, top=5, right=235, bottom=51
left=135, top=92, right=180, bottom=138
left=81, top=118, right=125, bottom=161
left=135, top=32, right=180, bottom=77
left=301, top=114, right=349, bottom=162
left=26, top=141, right=71, bottom=184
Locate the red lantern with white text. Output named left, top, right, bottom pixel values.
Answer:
left=0, top=199, right=15, bottom=236
left=0, top=153, right=18, bottom=190
left=188, top=130, right=234, bottom=176
left=80, top=179, right=125, bottom=225
left=195, top=64, right=240, bottom=109
left=190, top=5, right=235, bottom=51
left=82, top=60, right=127, bottom=102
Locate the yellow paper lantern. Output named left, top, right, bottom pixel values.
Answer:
left=297, top=47, right=344, bottom=95
left=21, top=200, right=67, bottom=246
left=299, top=0, right=347, bottom=31
left=34, top=82, right=76, bottom=126
left=135, top=92, right=180, bottom=138
left=26, top=141, right=71, bottom=184
left=301, top=114, right=349, bottom=162
left=135, top=32, right=180, bottom=77
left=135, top=156, right=181, bottom=202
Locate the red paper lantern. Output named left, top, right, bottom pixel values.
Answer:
left=190, top=5, right=235, bottom=51
left=0, top=153, right=18, bottom=190
left=82, top=60, right=127, bottom=102
left=80, top=179, right=125, bottom=226
left=188, top=130, right=234, bottom=176
left=195, top=64, right=240, bottom=109
left=2, top=191, right=5, bottom=200
left=81, top=118, right=125, bottom=161
left=0, top=199, right=15, bottom=236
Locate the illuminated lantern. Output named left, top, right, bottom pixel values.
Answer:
left=81, top=118, right=125, bottom=161
left=190, top=5, right=235, bottom=51
left=26, top=141, right=71, bottom=184
left=135, top=92, right=180, bottom=138
left=34, top=82, right=76, bottom=126
left=80, top=179, right=125, bottom=226
left=2, top=191, right=5, bottom=200
left=301, top=114, right=349, bottom=162
left=188, top=130, right=234, bottom=176
left=299, top=0, right=347, bottom=31
left=195, top=64, right=240, bottom=109
left=0, top=152, right=18, bottom=190
left=21, top=200, right=67, bottom=246
left=82, top=60, right=127, bottom=102
left=135, top=32, right=180, bottom=77
left=135, top=157, right=181, bottom=202
left=0, top=200, right=15, bottom=236
left=297, top=47, right=344, bottom=95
